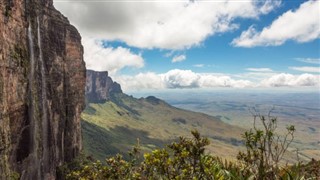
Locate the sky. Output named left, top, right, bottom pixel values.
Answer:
left=53, top=0, right=320, bottom=92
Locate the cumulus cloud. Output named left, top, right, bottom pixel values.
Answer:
left=172, top=55, right=186, bottom=63
left=199, top=74, right=254, bottom=88
left=115, top=72, right=164, bottom=91
left=113, top=69, right=320, bottom=91
left=246, top=68, right=273, bottom=72
left=54, top=0, right=281, bottom=50
left=289, top=66, right=320, bottom=73
left=232, top=0, right=320, bottom=47
left=115, top=69, right=254, bottom=91
left=295, top=58, right=320, bottom=64
left=261, top=73, right=320, bottom=87
left=162, top=69, right=200, bottom=88
left=83, top=38, right=144, bottom=73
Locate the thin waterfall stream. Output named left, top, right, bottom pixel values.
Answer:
left=37, top=16, right=49, bottom=169
left=27, top=19, right=40, bottom=178
left=27, top=20, right=35, bottom=153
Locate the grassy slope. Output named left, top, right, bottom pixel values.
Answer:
left=81, top=93, right=245, bottom=161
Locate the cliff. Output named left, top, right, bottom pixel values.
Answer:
left=86, top=70, right=122, bottom=103
left=0, top=0, right=86, bottom=179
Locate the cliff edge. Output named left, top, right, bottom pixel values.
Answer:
left=0, top=0, right=86, bottom=179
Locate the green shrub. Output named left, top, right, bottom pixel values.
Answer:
left=237, top=110, right=296, bottom=179
left=62, top=114, right=319, bottom=179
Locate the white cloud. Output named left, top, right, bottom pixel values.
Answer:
left=172, top=55, right=186, bottom=63
left=294, top=74, right=320, bottom=86
left=115, top=69, right=253, bottom=91
left=295, top=58, right=320, bottom=64
left=162, top=69, right=200, bottom=88
left=246, top=68, right=273, bottom=72
left=199, top=74, right=254, bottom=88
left=261, top=73, right=320, bottom=87
left=232, top=0, right=320, bottom=47
left=114, top=69, right=320, bottom=91
left=289, top=66, right=320, bottom=73
left=258, top=0, right=281, bottom=14
left=115, top=72, right=164, bottom=91
left=83, top=38, right=144, bottom=74
left=194, top=64, right=204, bottom=68
left=164, top=51, right=174, bottom=58
left=234, top=72, right=277, bottom=82
left=54, top=0, right=281, bottom=50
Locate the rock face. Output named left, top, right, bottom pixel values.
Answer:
left=86, top=70, right=122, bottom=103
left=0, top=0, right=86, bottom=179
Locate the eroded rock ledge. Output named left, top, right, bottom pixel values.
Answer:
left=85, top=70, right=122, bottom=103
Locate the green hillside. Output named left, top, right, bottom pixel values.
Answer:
left=81, top=93, right=245, bottom=161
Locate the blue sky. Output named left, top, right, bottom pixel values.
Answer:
left=54, top=0, right=319, bottom=92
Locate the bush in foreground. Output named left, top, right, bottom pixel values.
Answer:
left=60, top=115, right=319, bottom=179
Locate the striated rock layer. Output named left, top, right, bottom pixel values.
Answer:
left=86, top=70, right=122, bottom=103
left=0, top=0, right=86, bottom=179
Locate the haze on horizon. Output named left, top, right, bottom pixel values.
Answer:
left=54, top=0, right=320, bottom=93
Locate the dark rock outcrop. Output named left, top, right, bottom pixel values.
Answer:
left=0, top=0, right=86, bottom=179
left=86, top=70, right=122, bottom=103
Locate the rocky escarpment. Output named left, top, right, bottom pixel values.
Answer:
left=0, top=0, right=86, bottom=179
left=86, top=70, right=122, bottom=103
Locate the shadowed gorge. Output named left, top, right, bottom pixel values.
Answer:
left=0, top=0, right=86, bottom=179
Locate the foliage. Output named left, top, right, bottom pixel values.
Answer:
left=237, top=109, right=296, bottom=179
left=57, top=153, right=95, bottom=179
left=140, top=130, right=232, bottom=179
left=280, top=158, right=320, bottom=179
left=62, top=115, right=319, bottom=179
left=64, top=130, right=239, bottom=179
left=10, top=171, right=20, bottom=180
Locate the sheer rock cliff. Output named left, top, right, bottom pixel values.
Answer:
left=0, top=0, right=86, bottom=179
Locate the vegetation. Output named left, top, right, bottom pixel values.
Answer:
left=237, top=110, right=296, bottom=179
left=82, top=94, right=244, bottom=161
left=60, top=113, right=319, bottom=179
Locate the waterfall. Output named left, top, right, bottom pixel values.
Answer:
left=25, top=16, right=50, bottom=179
left=28, top=19, right=40, bottom=178
left=37, top=16, right=49, bottom=170
left=27, top=20, right=35, bottom=152
left=27, top=21, right=34, bottom=90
